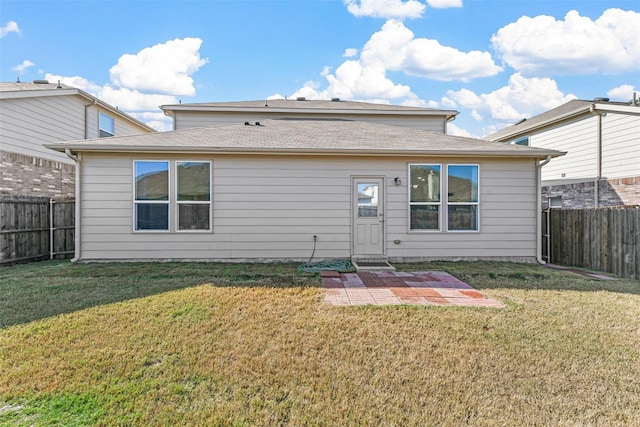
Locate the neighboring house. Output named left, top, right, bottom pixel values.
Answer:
left=161, top=98, right=459, bottom=133
left=0, top=80, right=155, bottom=199
left=487, top=98, right=640, bottom=208
left=46, top=119, right=562, bottom=263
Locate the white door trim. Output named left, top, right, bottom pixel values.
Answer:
left=352, top=176, right=385, bottom=256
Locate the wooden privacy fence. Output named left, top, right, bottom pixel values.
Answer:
left=545, top=207, right=640, bottom=280
left=0, top=195, right=75, bottom=265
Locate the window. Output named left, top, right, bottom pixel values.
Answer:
left=99, top=112, right=115, bottom=137
left=357, top=183, right=378, bottom=218
left=177, top=161, right=211, bottom=231
left=447, top=165, right=479, bottom=231
left=409, top=164, right=441, bottom=230
left=510, top=136, right=529, bottom=146
left=548, top=196, right=562, bottom=208
left=133, top=160, right=212, bottom=232
left=134, top=161, right=169, bottom=231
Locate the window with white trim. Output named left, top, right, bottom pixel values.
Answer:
left=447, top=165, right=479, bottom=231
left=133, top=160, right=212, bottom=232
left=176, top=161, right=211, bottom=231
left=409, top=164, right=441, bottom=230
left=509, top=136, right=529, bottom=146
left=134, top=161, right=169, bottom=231
left=99, top=112, right=115, bottom=137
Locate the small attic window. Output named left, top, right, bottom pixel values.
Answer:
left=99, top=112, right=115, bottom=137
left=510, top=136, right=529, bottom=146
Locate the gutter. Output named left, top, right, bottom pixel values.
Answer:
left=536, top=155, right=552, bottom=264
left=65, top=149, right=81, bottom=263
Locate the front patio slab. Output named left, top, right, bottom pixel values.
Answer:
left=322, top=271, right=505, bottom=307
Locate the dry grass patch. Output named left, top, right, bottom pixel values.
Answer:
left=1, top=261, right=639, bottom=426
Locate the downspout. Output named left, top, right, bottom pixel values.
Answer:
left=536, top=155, right=552, bottom=264
left=589, top=105, right=603, bottom=207
left=65, top=149, right=81, bottom=262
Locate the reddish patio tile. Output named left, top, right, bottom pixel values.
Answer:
left=323, top=270, right=504, bottom=308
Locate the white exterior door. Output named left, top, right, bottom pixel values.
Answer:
left=352, top=177, right=384, bottom=255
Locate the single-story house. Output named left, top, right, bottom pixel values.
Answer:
left=46, top=119, right=563, bottom=263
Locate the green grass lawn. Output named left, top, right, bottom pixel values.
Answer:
left=1, top=260, right=639, bottom=426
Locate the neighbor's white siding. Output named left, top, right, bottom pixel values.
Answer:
left=530, top=115, right=597, bottom=182
left=601, top=113, right=640, bottom=179
left=0, top=94, right=153, bottom=165
left=0, top=94, right=86, bottom=164
left=77, top=153, right=538, bottom=262
left=174, top=111, right=447, bottom=133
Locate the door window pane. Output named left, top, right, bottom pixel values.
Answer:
left=357, top=183, right=378, bottom=217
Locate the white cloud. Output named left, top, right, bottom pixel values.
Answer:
left=607, top=84, right=636, bottom=102
left=426, top=0, right=462, bottom=8
left=447, top=123, right=476, bottom=138
left=344, top=48, right=359, bottom=58
left=290, top=19, right=500, bottom=107
left=12, top=60, right=35, bottom=73
left=362, top=20, right=502, bottom=81
left=45, top=74, right=103, bottom=94
left=492, top=8, right=640, bottom=76
left=345, top=0, right=426, bottom=19
left=44, top=37, right=207, bottom=131
left=109, top=37, right=208, bottom=96
left=446, top=73, right=576, bottom=135
left=0, top=21, right=19, bottom=38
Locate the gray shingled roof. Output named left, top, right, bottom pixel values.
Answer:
left=47, top=119, right=563, bottom=159
left=486, top=99, right=638, bottom=141
left=161, top=98, right=458, bottom=117
left=0, top=81, right=73, bottom=93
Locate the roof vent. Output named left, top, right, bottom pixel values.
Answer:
left=331, top=98, right=340, bottom=102
left=594, top=97, right=610, bottom=102
left=296, top=97, right=306, bottom=101
left=33, top=79, right=49, bottom=84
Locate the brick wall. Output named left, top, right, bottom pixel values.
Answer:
left=0, top=151, right=75, bottom=200
left=543, top=176, right=640, bottom=209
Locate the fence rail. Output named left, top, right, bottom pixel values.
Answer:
left=0, top=196, right=75, bottom=265
left=546, top=207, right=640, bottom=280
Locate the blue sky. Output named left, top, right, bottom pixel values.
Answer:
left=1, top=0, right=638, bottom=136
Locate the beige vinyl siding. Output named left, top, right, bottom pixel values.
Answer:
left=530, top=115, right=597, bottom=182
left=601, top=113, right=640, bottom=178
left=174, top=111, right=447, bottom=133
left=78, top=154, right=538, bottom=262
left=86, top=106, right=151, bottom=138
left=0, top=94, right=85, bottom=164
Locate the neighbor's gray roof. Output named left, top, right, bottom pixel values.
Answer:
left=486, top=99, right=638, bottom=141
left=46, top=119, right=564, bottom=159
left=161, top=98, right=459, bottom=118
left=0, top=81, right=73, bottom=92
left=0, top=81, right=157, bottom=133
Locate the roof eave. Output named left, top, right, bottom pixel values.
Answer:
left=160, top=104, right=459, bottom=118
left=46, top=144, right=564, bottom=159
